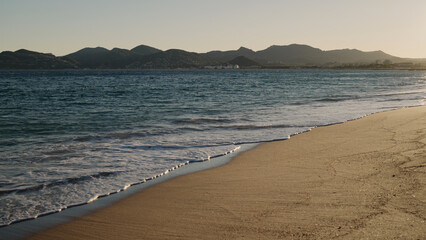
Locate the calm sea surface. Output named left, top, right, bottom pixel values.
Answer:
left=0, top=69, right=425, bottom=225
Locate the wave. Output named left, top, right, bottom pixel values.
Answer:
left=215, top=123, right=306, bottom=130
left=288, top=95, right=360, bottom=105
left=72, top=121, right=296, bottom=144
left=122, top=142, right=235, bottom=151
left=73, top=128, right=176, bottom=142
left=372, top=89, right=426, bottom=98
left=293, top=88, right=426, bottom=105
left=0, top=171, right=123, bottom=196
left=315, top=95, right=359, bottom=102
left=174, top=117, right=233, bottom=124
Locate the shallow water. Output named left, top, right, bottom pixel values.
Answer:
left=0, top=69, right=425, bottom=226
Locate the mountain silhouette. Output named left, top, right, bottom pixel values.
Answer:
left=130, top=49, right=211, bottom=69
left=203, top=46, right=257, bottom=63
left=228, top=56, right=261, bottom=68
left=1, top=44, right=424, bottom=69
left=0, top=49, right=78, bottom=69
left=64, top=47, right=139, bottom=68
left=130, top=45, right=162, bottom=56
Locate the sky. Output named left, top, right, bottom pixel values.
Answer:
left=1, top=0, right=425, bottom=58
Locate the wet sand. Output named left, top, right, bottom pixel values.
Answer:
left=27, top=106, right=426, bottom=239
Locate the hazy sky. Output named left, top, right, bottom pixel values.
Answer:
left=1, top=0, right=425, bottom=58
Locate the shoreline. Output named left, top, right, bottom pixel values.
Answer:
left=0, top=143, right=258, bottom=240
left=0, top=105, right=399, bottom=233
left=0, top=106, right=424, bottom=239
left=21, top=105, right=426, bottom=239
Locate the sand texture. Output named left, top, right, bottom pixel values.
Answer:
left=27, top=106, right=426, bottom=239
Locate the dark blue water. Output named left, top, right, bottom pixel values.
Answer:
left=0, top=69, right=425, bottom=226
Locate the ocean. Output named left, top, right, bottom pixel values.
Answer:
left=0, top=69, right=425, bottom=226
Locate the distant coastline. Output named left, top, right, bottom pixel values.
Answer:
left=1, top=44, right=426, bottom=70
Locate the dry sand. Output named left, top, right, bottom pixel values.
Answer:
left=27, top=106, right=426, bottom=239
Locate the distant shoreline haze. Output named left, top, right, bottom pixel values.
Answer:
left=0, top=44, right=425, bottom=70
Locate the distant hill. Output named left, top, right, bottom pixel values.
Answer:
left=64, top=47, right=140, bottom=69
left=203, top=47, right=257, bottom=63
left=0, top=49, right=77, bottom=69
left=228, top=56, right=261, bottom=68
left=130, top=44, right=162, bottom=56
left=203, top=44, right=406, bottom=67
left=130, top=49, right=211, bottom=69
left=63, top=45, right=163, bottom=69
left=1, top=44, right=425, bottom=69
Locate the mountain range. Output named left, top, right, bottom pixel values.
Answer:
left=1, top=44, right=425, bottom=69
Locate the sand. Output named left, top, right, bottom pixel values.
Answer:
left=26, top=106, right=426, bottom=239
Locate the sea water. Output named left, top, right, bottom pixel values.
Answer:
left=0, top=69, right=425, bottom=226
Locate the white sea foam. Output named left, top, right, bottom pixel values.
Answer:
left=87, top=195, right=99, bottom=203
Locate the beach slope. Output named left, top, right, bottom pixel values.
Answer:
left=27, top=106, right=426, bottom=239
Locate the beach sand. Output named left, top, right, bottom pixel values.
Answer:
left=27, top=106, right=426, bottom=239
